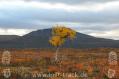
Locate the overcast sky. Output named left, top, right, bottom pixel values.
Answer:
left=0, top=0, right=119, bottom=40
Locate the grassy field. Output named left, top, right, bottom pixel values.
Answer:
left=0, top=48, right=119, bottom=79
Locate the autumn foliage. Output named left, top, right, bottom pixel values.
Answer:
left=0, top=48, right=119, bottom=79
left=49, top=36, right=65, bottom=47
left=49, top=25, right=77, bottom=61
left=49, top=25, right=76, bottom=47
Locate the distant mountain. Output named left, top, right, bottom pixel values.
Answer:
left=0, top=35, right=20, bottom=42
left=0, top=28, right=119, bottom=48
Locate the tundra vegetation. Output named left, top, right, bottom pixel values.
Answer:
left=0, top=48, right=118, bottom=79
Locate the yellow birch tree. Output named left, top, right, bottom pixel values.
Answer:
left=49, top=25, right=76, bottom=61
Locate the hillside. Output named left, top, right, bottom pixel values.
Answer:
left=0, top=29, right=119, bottom=48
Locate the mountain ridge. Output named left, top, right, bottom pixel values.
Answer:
left=0, top=28, right=119, bottom=48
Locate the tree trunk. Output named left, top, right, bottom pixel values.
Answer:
left=55, top=47, right=60, bottom=61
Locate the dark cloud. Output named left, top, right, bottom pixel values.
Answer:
left=0, top=4, right=119, bottom=29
